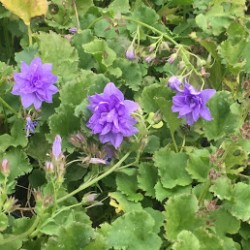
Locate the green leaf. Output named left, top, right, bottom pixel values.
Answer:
left=154, top=147, right=192, bottom=189
left=154, top=181, right=191, bottom=202
left=0, top=148, right=32, bottom=189
left=210, top=208, right=240, bottom=236
left=108, top=0, right=130, bottom=14
left=0, top=118, right=28, bottom=153
left=194, top=228, right=223, bottom=250
left=186, top=149, right=212, bottom=182
left=172, top=231, right=200, bottom=250
left=139, top=84, right=171, bottom=113
left=83, top=39, right=116, bottom=69
left=203, top=91, right=241, bottom=140
left=49, top=104, right=81, bottom=139
left=137, top=162, right=158, bottom=197
left=209, top=176, right=232, bottom=200
left=156, top=97, right=181, bottom=134
left=143, top=135, right=160, bottom=153
left=165, top=194, right=203, bottom=241
left=144, top=207, right=164, bottom=234
left=0, top=213, right=8, bottom=231
left=224, top=183, right=250, bottom=221
left=108, top=192, right=142, bottom=213
left=104, top=210, right=162, bottom=250
left=116, top=171, right=143, bottom=202
left=37, top=31, right=79, bottom=80
left=114, top=58, right=147, bottom=91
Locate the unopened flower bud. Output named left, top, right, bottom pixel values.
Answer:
left=68, top=27, right=77, bottom=34
left=1, top=159, right=9, bottom=176
left=126, top=46, right=135, bottom=60
left=178, top=61, right=185, bottom=70
left=3, top=197, right=18, bottom=213
left=82, top=192, right=99, bottom=204
left=145, top=54, right=156, bottom=63
left=69, top=132, right=85, bottom=148
left=89, top=157, right=107, bottom=165
left=167, top=53, right=177, bottom=64
left=52, top=135, right=62, bottom=159
left=45, top=161, right=54, bottom=172
left=148, top=43, right=157, bottom=52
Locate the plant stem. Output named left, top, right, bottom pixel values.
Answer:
left=0, top=97, right=18, bottom=115
left=198, top=181, right=211, bottom=205
left=28, top=24, right=32, bottom=46
left=72, top=0, right=81, bottom=30
left=170, top=130, right=178, bottom=152
left=57, top=153, right=130, bottom=204
left=123, top=16, right=178, bottom=46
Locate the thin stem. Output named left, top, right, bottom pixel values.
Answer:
left=28, top=24, right=32, bottom=46
left=198, top=181, right=211, bottom=205
left=57, top=153, right=130, bottom=204
left=170, top=130, right=178, bottom=152
left=123, top=16, right=178, bottom=46
left=0, top=97, right=18, bottom=115
left=72, top=0, right=81, bottom=30
left=180, top=135, right=186, bottom=152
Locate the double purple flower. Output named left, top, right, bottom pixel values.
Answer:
left=87, top=82, right=139, bottom=149
left=169, top=76, right=216, bottom=125
left=12, top=57, right=58, bottom=110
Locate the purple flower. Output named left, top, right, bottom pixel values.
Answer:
left=89, top=158, right=107, bottom=165
left=169, top=77, right=216, bottom=125
left=52, top=135, right=62, bottom=159
left=69, top=27, right=77, bottom=34
left=25, top=116, right=38, bottom=137
left=126, top=46, right=135, bottom=60
left=87, top=82, right=139, bottom=149
left=12, top=57, right=58, bottom=110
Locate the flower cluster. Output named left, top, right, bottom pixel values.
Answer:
left=12, top=57, right=58, bottom=110
left=168, top=76, right=216, bottom=125
left=87, top=82, right=139, bottom=148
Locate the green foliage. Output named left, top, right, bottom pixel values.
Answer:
left=102, top=210, right=162, bottom=250
left=154, top=147, right=192, bottom=189
left=0, top=0, right=249, bottom=249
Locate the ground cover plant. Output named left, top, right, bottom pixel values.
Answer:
left=0, top=0, right=249, bottom=249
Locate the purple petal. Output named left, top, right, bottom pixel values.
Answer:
left=200, top=106, right=213, bottom=121
left=200, top=89, right=216, bottom=104
left=21, top=94, right=35, bottom=108
left=168, top=76, right=183, bottom=92
left=124, top=100, right=139, bottom=113
left=103, top=82, right=124, bottom=101
left=52, top=135, right=62, bottom=158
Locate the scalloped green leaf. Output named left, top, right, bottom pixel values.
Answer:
left=116, top=171, right=143, bottom=202
left=209, top=176, right=232, bottom=200
left=105, top=210, right=162, bottom=250
left=137, top=162, right=158, bottom=197
left=37, top=31, right=79, bottom=80
left=186, top=149, right=212, bottom=182
left=172, top=231, right=200, bottom=250
left=224, top=183, right=250, bottom=221
left=165, top=194, right=203, bottom=241
left=154, top=147, right=192, bottom=189
left=203, top=91, right=241, bottom=140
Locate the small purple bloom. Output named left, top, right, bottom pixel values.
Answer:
left=126, top=46, right=135, bottom=60
left=52, top=135, right=62, bottom=159
left=87, top=82, right=139, bottom=149
left=12, top=57, right=58, bottom=110
left=69, top=27, right=77, bottom=34
left=145, top=54, right=156, bottom=63
left=25, top=116, right=38, bottom=137
left=169, top=77, right=216, bottom=125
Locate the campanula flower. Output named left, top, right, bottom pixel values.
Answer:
left=87, top=82, right=139, bottom=149
left=169, top=77, right=216, bottom=125
left=12, top=57, right=58, bottom=110
left=25, top=116, right=38, bottom=137
left=52, top=135, right=62, bottom=159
